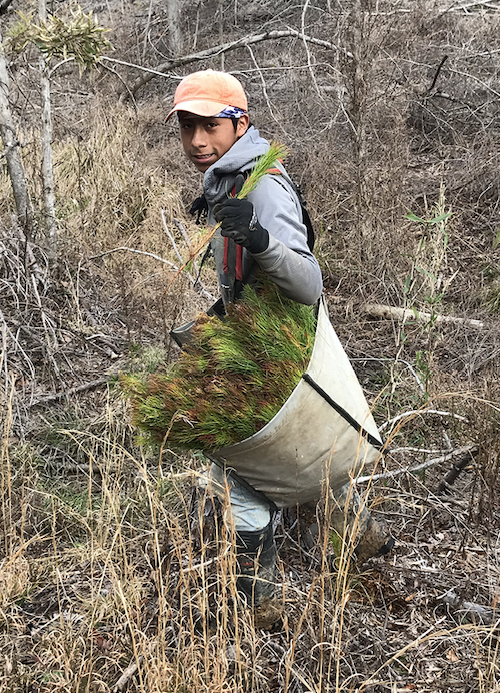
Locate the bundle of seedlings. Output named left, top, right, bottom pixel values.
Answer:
left=121, top=278, right=316, bottom=450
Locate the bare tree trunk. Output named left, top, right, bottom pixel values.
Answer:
left=39, top=0, right=57, bottom=266
left=0, top=21, right=33, bottom=236
left=218, top=0, right=224, bottom=70
left=346, top=0, right=375, bottom=264
left=167, top=0, right=182, bottom=56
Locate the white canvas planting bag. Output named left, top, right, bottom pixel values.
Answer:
left=214, top=296, right=384, bottom=507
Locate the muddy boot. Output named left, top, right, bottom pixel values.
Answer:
left=354, top=512, right=395, bottom=563
left=236, top=523, right=283, bottom=628
left=330, top=484, right=394, bottom=563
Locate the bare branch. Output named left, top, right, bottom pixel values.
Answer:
left=379, top=409, right=468, bottom=432
left=99, top=55, right=182, bottom=80
left=89, top=245, right=215, bottom=302
left=355, top=445, right=478, bottom=484
left=428, top=55, right=449, bottom=93
left=88, top=245, right=179, bottom=269
left=160, top=214, right=185, bottom=267
left=113, top=656, right=144, bottom=693
left=246, top=45, right=286, bottom=135
left=171, top=217, right=200, bottom=278
left=117, top=30, right=346, bottom=100
left=435, top=447, right=479, bottom=494
left=301, top=0, right=322, bottom=98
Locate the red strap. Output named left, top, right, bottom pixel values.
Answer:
left=235, top=244, right=243, bottom=280
left=223, top=239, right=243, bottom=280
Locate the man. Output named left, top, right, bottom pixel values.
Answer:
left=167, top=69, right=322, bottom=615
left=167, top=70, right=391, bottom=623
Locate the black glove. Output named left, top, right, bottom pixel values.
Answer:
left=213, top=176, right=269, bottom=254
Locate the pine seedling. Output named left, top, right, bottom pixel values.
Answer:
left=120, top=277, right=316, bottom=451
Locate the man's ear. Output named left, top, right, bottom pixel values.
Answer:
left=236, top=113, right=250, bottom=138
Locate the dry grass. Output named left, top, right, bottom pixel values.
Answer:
left=1, top=388, right=500, bottom=692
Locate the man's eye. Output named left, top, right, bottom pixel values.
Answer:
left=207, top=122, right=218, bottom=128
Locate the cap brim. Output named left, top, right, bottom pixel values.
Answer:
left=166, top=99, right=229, bottom=121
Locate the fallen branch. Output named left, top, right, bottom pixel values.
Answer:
left=116, top=30, right=347, bottom=100
left=363, top=302, right=484, bottom=329
left=355, top=445, right=478, bottom=484
left=29, top=378, right=109, bottom=407
left=435, top=446, right=479, bottom=494
left=440, top=589, right=496, bottom=625
left=113, top=656, right=143, bottom=692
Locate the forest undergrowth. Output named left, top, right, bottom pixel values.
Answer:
left=1, top=0, right=500, bottom=691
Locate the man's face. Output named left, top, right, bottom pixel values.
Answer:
left=178, top=112, right=249, bottom=172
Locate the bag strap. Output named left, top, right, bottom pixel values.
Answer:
left=302, top=373, right=385, bottom=452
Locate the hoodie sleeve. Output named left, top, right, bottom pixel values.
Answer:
left=247, top=174, right=323, bottom=306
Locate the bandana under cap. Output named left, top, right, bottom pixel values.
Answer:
left=212, top=106, right=247, bottom=118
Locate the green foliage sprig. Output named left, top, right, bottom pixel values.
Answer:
left=7, top=7, right=113, bottom=68
left=235, top=142, right=288, bottom=200
left=121, top=278, right=316, bottom=451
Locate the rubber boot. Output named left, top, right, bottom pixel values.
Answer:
left=236, top=523, right=283, bottom=628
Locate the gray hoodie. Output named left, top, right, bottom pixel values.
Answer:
left=203, top=126, right=323, bottom=306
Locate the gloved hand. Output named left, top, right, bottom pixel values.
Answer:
left=213, top=175, right=269, bottom=254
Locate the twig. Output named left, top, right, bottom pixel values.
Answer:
left=28, top=378, right=109, bottom=407
left=450, top=1, right=500, bottom=11
left=100, top=55, right=182, bottom=78
left=427, top=55, right=448, bottom=93
left=172, top=218, right=193, bottom=248
left=355, top=445, right=478, bottom=484
left=90, top=243, right=215, bottom=302
left=88, top=246, right=178, bottom=269
left=263, top=641, right=309, bottom=691
left=246, top=45, right=285, bottom=134
left=363, top=302, right=484, bottom=329
left=0, top=308, right=36, bottom=380
left=379, top=408, right=468, bottom=432
left=164, top=227, right=219, bottom=291
left=161, top=216, right=214, bottom=301
left=161, top=212, right=185, bottom=266
left=97, top=61, right=138, bottom=110
left=172, top=218, right=202, bottom=278
left=448, top=66, right=500, bottom=100
left=350, top=356, right=426, bottom=394
left=301, top=0, right=322, bottom=99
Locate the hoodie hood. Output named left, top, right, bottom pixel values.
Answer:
left=203, top=125, right=269, bottom=207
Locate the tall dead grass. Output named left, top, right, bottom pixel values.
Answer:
left=1, top=377, right=500, bottom=691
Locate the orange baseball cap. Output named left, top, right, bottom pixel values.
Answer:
left=166, top=69, right=248, bottom=121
